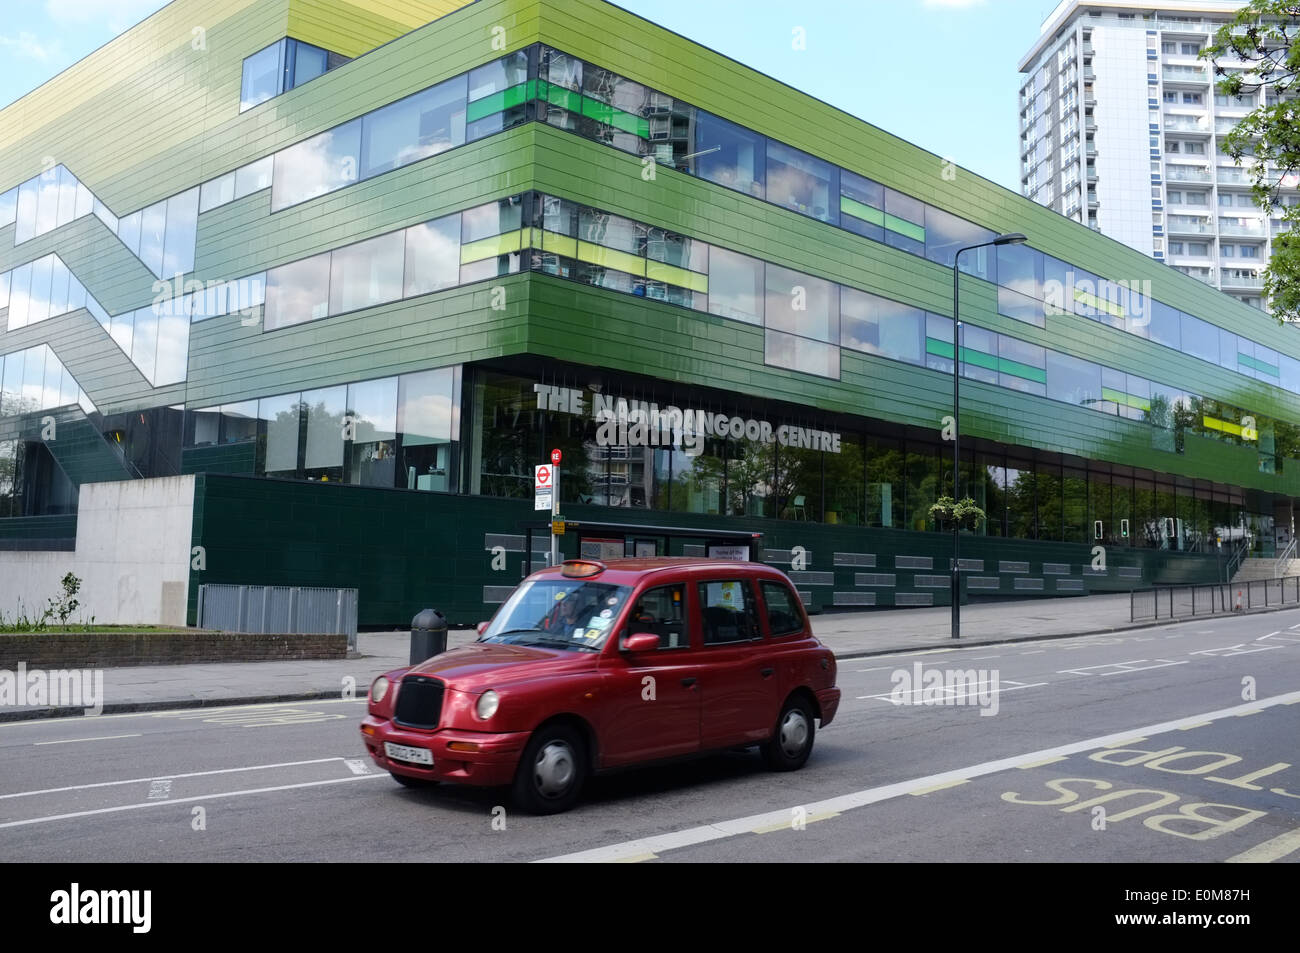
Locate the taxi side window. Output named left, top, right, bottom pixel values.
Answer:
left=761, top=582, right=804, bottom=636
left=629, top=584, right=689, bottom=649
left=698, top=580, right=759, bottom=644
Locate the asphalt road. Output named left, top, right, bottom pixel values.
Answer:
left=2, top=610, right=1298, bottom=863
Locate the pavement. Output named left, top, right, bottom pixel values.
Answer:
left=1, top=591, right=1289, bottom=721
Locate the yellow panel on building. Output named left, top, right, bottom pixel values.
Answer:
left=287, top=0, right=477, bottom=58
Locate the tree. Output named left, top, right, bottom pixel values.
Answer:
left=1204, top=2, right=1300, bottom=323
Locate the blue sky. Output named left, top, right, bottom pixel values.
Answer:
left=0, top=0, right=1055, bottom=192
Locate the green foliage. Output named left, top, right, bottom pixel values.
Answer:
left=928, top=495, right=986, bottom=530
left=0, top=572, right=90, bottom=632
left=1203, top=1, right=1300, bottom=323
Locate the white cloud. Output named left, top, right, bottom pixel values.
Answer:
left=0, top=32, right=65, bottom=63
left=44, top=0, right=169, bottom=34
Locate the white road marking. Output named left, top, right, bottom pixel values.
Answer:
left=859, top=680, right=1047, bottom=703
left=0, top=697, right=366, bottom=730
left=1189, top=644, right=1283, bottom=658
left=1057, top=659, right=1188, bottom=677
left=344, top=758, right=372, bottom=775
left=0, top=775, right=388, bottom=830
left=33, top=734, right=142, bottom=746
left=534, top=689, right=1300, bottom=863
left=1019, top=650, right=1046, bottom=655
left=0, top=757, right=347, bottom=801
left=854, top=666, right=894, bottom=673
left=146, top=780, right=172, bottom=801
left=968, top=656, right=1001, bottom=660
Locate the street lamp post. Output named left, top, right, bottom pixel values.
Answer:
left=951, top=233, right=1027, bottom=639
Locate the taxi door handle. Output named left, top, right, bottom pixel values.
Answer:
left=760, top=667, right=774, bottom=678
left=681, top=677, right=698, bottom=688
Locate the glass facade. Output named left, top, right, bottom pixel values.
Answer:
left=240, top=38, right=349, bottom=112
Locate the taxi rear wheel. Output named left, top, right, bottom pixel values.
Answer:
left=760, top=695, right=816, bottom=771
left=512, top=724, right=587, bottom=814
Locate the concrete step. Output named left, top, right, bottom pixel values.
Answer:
left=1232, top=557, right=1300, bottom=584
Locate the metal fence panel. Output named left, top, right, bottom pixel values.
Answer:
left=198, top=585, right=359, bottom=651
left=1132, top=575, right=1300, bottom=623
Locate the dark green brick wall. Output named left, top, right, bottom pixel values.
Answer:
left=187, top=474, right=1219, bottom=626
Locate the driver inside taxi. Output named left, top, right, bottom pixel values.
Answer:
left=543, top=593, right=584, bottom=635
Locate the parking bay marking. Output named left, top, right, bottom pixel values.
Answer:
left=0, top=697, right=367, bottom=732
left=858, top=679, right=1047, bottom=703
left=533, top=689, right=1300, bottom=863
left=0, top=774, right=388, bottom=830
left=33, top=734, right=142, bottom=746
left=0, top=757, right=350, bottom=801
left=1057, top=659, right=1188, bottom=677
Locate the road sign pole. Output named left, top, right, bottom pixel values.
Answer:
left=551, top=465, right=560, bottom=567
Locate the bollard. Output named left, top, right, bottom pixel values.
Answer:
left=410, top=608, right=448, bottom=665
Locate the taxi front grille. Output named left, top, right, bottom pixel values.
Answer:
left=393, top=676, right=444, bottom=730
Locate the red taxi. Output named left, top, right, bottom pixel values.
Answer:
left=360, top=557, right=840, bottom=813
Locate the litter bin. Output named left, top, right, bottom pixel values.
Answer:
left=410, top=608, right=448, bottom=664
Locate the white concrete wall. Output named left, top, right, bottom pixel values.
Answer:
left=1094, top=26, right=1156, bottom=257
left=0, top=476, right=195, bottom=626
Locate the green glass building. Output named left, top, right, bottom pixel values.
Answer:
left=1, top=0, right=1297, bottom=625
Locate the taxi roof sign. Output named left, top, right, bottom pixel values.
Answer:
left=560, top=559, right=605, bottom=578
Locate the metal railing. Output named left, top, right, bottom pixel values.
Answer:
left=1276, top=536, right=1298, bottom=577
left=1225, top=536, right=1251, bottom=582
left=197, top=585, right=359, bottom=651
left=1132, top=576, right=1300, bottom=622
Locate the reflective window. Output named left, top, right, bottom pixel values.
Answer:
left=997, top=286, right=1046, bottom=328
left=359, top=76, right=468, bottom=178
left=117, top=211, right=142, bottom=256
left=765, top=329, right=839, bottom=379
left=241, top=42, right=284, bottom=111
left=235, top=156, right=274, bottom=197
left=328, top=232, right=405, bottom=315
left=998, top=335, right=1047, bottom=396
left=693, top=111, right=765, bottom=198
left=404, top=214, right=461, bottom=297
left=139, top=201, right=167, bottom=277
left=1181, top=312, right=1218, bottom=363
left=199, top=173, right=235, bottom=213
left=302, top=386, right=346, bottom=480
left=707, top=246, right=763, bottom=324
left=840, top=287, right=923, bottom=365
left=271, top=119, right=362, bottom=211
left=155, top=302, right=190, bottom=386
left=265, top=254, right=331, bottom=330
left=960, top=324, right=999, bottom=385
left=926, top=206, right=996, bottom=278
left=884, top=188, right=925, bottom=255
left=766, top=141, right=836, bottom=223
left=28, top=257, right=53, bottom=326
left=162, top=189, right=199, bottom=276
left=1047, top=350, right=1101, bottom=407
left=0, top=187, right=16, bottom=228
left=346, top=377, right=398, bottom=487
left=839, top=171, right=885, bottom=240
left=765, top=264, right=837, bottom=343
left=290, top=41, right=328, bottom=87
left=467, top=50, right=531, bottom=140
left=131, top=306, right=159, bottom=383
left=259, top=394, right=300, bottom=476
left=397, top=367, right=456, bottom=492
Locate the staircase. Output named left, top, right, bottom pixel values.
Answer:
left=1231, top=538, right=1300, bottom=584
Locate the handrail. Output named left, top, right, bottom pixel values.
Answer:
left=1225, top=536, right=1251, bottom=582
left=1276, top=536, right=1298, bottom=578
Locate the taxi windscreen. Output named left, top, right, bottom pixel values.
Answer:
left=479, top=579, right=633, bottom=651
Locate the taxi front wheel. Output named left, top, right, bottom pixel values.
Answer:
left=760, top=696, right=816, bottom=771
left=512, top=724, right=587, bottom=814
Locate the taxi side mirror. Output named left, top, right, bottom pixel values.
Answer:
left=622, top=633, right=660, bottom=652
left=476, top=621, right=488, bottom=635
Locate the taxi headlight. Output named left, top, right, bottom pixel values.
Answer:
left=370, top=676, right=390, bottom=703
left=476, top=690, right=500, bottom=720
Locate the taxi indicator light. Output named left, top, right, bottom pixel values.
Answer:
left=561, top=559, right=606, bottom=578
